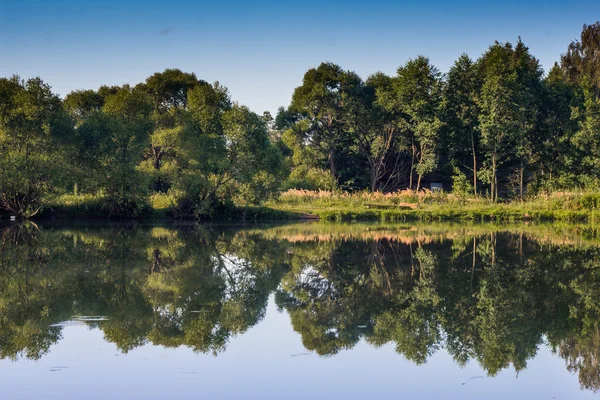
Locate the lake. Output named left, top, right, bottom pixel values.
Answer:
left=1, top=221, right=599, bottom=399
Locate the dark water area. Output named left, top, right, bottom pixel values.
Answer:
left=1, top=221, right=600, bottom=399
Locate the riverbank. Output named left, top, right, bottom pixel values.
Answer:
left=9, top=194, right=296, bottom=222
left=4, top=190, right=600, bottom=223
left=265, top=190, right=600, bottom=223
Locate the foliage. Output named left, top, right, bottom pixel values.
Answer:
left=284, top=165, right=339, bottom=191
left=452, top=166, right=473, bottom=203
left=0, top=76, right=72, bottom=217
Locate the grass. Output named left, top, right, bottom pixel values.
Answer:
left=265, top=189, right=600, bottom=223
left=38, top=193, right=299, bottom=221
left=17, top=189, right=600, bottom=222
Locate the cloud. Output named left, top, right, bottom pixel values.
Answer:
left=159, top=27, right=174, bottom=35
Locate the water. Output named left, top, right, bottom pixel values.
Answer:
left=1, top=221, right=600, bottom=399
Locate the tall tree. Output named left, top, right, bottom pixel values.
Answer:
left=288, top=62, right=361, bottom=181
left=63, top=89, right=104, bottom=126
left=512, top=39, right=544, bottom=198
left=538, top=63, right=580, bottom=189
left=385, top=57, right=443, bottom=190
left=562, top=22, right=600, bottom=96
left=137, top=70, right=206, bottom=192
left=443, top=54, right=481, bottom=194
left=76, top=85, right=154, bottom=215
left=141, top=69, right=204, bottom=115
left=571, top=79, right=600, bottom=182
left=477, top=42, right=521, bottom=201
left=346, top=72, right=406, bottom=192
left=0, top=76, right=72, bottom=217
left=562, top=22, right=600, bottom=187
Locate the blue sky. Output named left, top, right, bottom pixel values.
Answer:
left=1, top=0, right=598, bottom=114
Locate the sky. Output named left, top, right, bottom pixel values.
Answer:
left=1, top=0, right=598, bottom=115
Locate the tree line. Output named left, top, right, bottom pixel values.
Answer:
left=277, top=22, right=600, bottom=200
left=0, top=70, right=284, bottom=217
left=0, top=22, right=599, bottom=217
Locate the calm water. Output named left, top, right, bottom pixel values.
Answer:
left=1, top=222, right=600, bottom=399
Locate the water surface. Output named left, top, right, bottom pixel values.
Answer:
left=1, top=222, right=599, bottom=399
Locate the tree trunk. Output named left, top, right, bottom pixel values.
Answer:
left=409, top=138, right=415, bottom=190
left=519, top=160, right=524, bottom=200
left=369, top=156, right=378, bottom=192
left=471, top=130, right=477, bottom=195
left=494, top=171, right=498, bottom=202
left=328, top=148, right=336, bottom=179
left=491, top=153, right=497, bottom=202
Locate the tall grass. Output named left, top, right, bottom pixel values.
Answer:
left=277, top=188, right=487, bottom=207
left=268, top=189, right=600, bottom=222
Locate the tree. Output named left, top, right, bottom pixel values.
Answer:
left=288, top=63, right=361, bottom=182
left=384, top=57, right=443, bottom=190
left=512, top=39, right=544, bottom=198
left=135, top=70, right=207, bottom=192
left=63, top=89, right=103, bottom=126
left=443, top=54, right=481, bottom=194
left=345, top=73, right=407, bottom=192
left=537, top=64, right=580, bottom=189
left=477, top=42, right=521, bottom=201
left=562, top=22, right=600, bottom=96
left=141, top=68, right=204, bottom=115
left=571, top=79, right=600, bottom=183
left=0, top=76, right=72, bottom=217
left=561, top=23, right=600, bottom=187
left=76, top=85, right=154, bottom=215
left=171, top=100, right=282, bottom=214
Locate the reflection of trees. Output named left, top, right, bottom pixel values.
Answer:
left=273, top=229, right=600, bottom=391
left=2, top=223, right=600, bottom=391
left=0, top=223, right=286, bottom=357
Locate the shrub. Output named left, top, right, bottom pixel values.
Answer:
left=284, top=166, right=338, bottom=191
left=452, top=167, right=473, bottom=204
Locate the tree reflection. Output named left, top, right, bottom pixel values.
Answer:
left=2, top=222, right=600, bottom=391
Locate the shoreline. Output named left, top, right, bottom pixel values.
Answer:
left=3, top=203, right=599, bottom=223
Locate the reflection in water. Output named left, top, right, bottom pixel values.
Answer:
left=2, top=222, right=600, bottom=391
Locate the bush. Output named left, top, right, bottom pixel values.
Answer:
left=284, top=166, right=338, bottom=191
left=452, top=167, right=473, bottom=204
left=576, top=193, right=600, bottom=210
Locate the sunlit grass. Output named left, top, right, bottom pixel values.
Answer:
left=266, top=189, right=600, bottom=222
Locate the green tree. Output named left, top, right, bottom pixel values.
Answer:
left=443, top=54, right=481, bottom=194
left=512, top=39, right=544, bottom=198
left=288, top=63, right=361, bottom=182
left=562, top=22, right=600, bottom=96
left=172, top=101, right=283, bottom=214
left=76, top=85, right=154, bottom=215
left=346, top=72, right=406, bottom=192
left=571, top=79, right=600, bottom=182
left=537, top=64, right=580, bottom=189
left=384, top=57, right=443, bottom=190
left=0, top=76, right=72, bottom=217
left=477, top=42, right=520, bottom=201
left=63, top=89, right=104, bottom=126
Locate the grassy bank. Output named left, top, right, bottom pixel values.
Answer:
left=34, top=194, right=299, bottom=222
left=7, top=189, right=600, bottom=223
left=265, top=189, right=600, bottom=223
